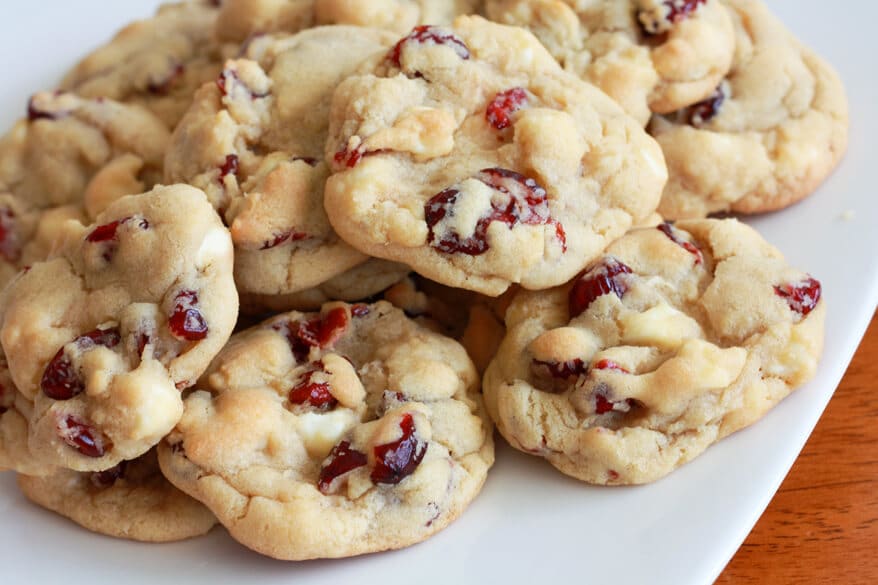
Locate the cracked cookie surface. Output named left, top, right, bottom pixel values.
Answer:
left=0, top=185, right=237, bottom=472
left=485, top=0, right=736, bottom=125
left=324, top=16, right=666, bottom=296
left=483, top=219, right=825, bottom=484
left=159, top=301, right=493, bottom=560
left=649, top=0, right=848, bottom=218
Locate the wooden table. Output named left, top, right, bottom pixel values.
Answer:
left=717, top=313, right=878, bottom=583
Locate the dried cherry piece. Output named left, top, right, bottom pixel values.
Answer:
left=532, top=358, right=587, bottom=380
left=350, top=304, right=370, bottom=318
left=568, top=258, right=633, bottom=319
left=168, top=290, right=209, bottom=341
left=332, top=145, right=389, bottom=169
left=593, top=359, right=629, bottom=373
left=657, top=222, right=703, bottom=264
left=688, top=83, right=726, bottom=126
left=27, top=95, right=66, bottom=121
left=219, top=154, right=239, bottom=183
left=774, top=276, right=822, bottom=317
left=594, top=390, right=636, bottom=415
left=273, top=307, right=350, bottom=362
left=425, top=168, right=565, bottom=255
left=86, top=216, right=149, bottom=261
left=371, top=413, right=427, bottom=485
left=486, top=87, right=528, bottom=130
left=641, top=0, right=707, bottom=34
left=260, top=230, right=307, bottom=250
left=387, top=25, right=471, bottom=71
left=318, top=440, right=367, bottom=494
left=0, top=206, right=21, bottom=263
left=90, top=460, right=128, bottom=488
left=288, top=362, right=337, bottom=410
left=147, top=63, right=185, bottom=95
left=58, top=415, right=109, bottom=458
left=41, top=328, right=122, bottom=400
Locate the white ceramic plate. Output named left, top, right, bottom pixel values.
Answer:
left=1, top=2, right=875, bottom=583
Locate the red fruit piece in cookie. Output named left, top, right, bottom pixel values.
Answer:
left=387, top=25, right=471, bottom=71
left=657, top=222, right=703, bottom=264
left=371, top=413, right=427, bottom=485
left=288, top=362, right=338, bottom=410
left=58, top=415, right=110, bottom=458
left=169, top=290, right=209, bottom=341
left=486, top=87, right=528, bottom=130
left=688, top=82, right=726, bottom=127
left=774, top=276, right=822, bottom=317
left=568, top=258, right=633, bottom=319
left=318, top=440, right=367, bottom=494
left=41, top=327, right=122, bottom=400
left=273, top=307, right=350, bottom=362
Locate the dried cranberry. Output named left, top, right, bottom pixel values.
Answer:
left=607, top=469, right=620, bottom=481
left=486, top=87, right=528, bottom=130
left=568, top=258, right=633, bottom=319
left=216, top=69, right=268, bottom=99
left=27, top=96, right=65, bottom=121
left=41, top=328, right=121, bottom=400
left=219, top=154, right=239, bottom=182
left=58, top=415, right=109, bottom=458
left=425, top=168, right=565, bottom=255
left=168, top=290, right=209, bottom=341
left=387, top=25, right=471, bottom=73
left=657, top=222, right=703, bottom=264
left=688, top=83, right=725, bottom=126
left=0, top=207, right=20, bottom=263
left=641, top=0, right=707, bottom=34
left=594, top=390, right=636, bottom=415
left=90, top=461, right=127, bottom=488
left=260, top=230, right=308, bottom=250
left=85, top=216, right=149, bottom=261
left=774, top=276, right=822, bottom=317
left=532, top=358, right=587, bottom=380
left=147, top=63, right=185, bottom=95
left=371, top=413, right=427, bottom=485
left=135, top=332, right=151, bottom=357
left=318, top=440, right=367, bottom=494
left=273, top=307, right=349, bottom=362
left=289, top=362, right=337, bottom=410
left=351, top=304, right=370, bottom=318
left=332, top=145, right=388, bottom=169
left=593, top=359, right=629, bottom=373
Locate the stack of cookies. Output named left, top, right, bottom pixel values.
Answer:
left=0, top=0, right=845, bottom=560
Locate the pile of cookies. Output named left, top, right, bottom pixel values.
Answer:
left=0, top=0, right=845, bottom=560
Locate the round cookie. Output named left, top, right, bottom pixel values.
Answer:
left=324, top=16, right=667, bottom=297
left=158, top=301, right=493, bottom=560
left=649, top=0, right=849, bottom=218
left=0, top=185, right=237, bottom=472
left=18, top=449, right=217, bottom=543
left=165, top=27, right=401, bottom=299
left=214, top=0, right=315, bottom=42
left=60, top=1, right=231, bottom=129
left=485, top=0, right=736, bottom=125
left=483, top=218, right=825, bottom=484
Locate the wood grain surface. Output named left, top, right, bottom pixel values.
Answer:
left=717, top=312, right=878, bottom=583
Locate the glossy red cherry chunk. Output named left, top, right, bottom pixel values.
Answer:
left=774, top=276, right=822, bottom=317
left=168, top=290, right=209, bottom=341
left=486, top=87, right=528, bottom=130
left=387, top=25, right=471, bottom=70
left=273, top=307, right=350, bottom=362
left=41, top=328, right=122, bottom=400
left=86, top=216, right=149, bottom=261
left=594, top=392, right=636, bottom=415
left=318, top=440, right=367, bottom=494
left=147, top=63, right=185, bottom=95
left=260, top=229, right=308, bottom=250
left=371, top=413, right=427, bottom=485
left=425, top=167, right=565, bottom=255
left=568, top=258, right=633, bottom=319
left=289, top=362, right=337, bottom=410
left=689, top=83, right=726, bottom=126
left=58, top=415, right=109, bottom=458
left=0, top=207, right=20, bottom=263
left=593, top=359, right=629, bottom=373
left=657, top=222, right=703, bottom=264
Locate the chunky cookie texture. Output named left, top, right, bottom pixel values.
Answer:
left=483, top=219, right=825, bottom=484
left=60, top=1, right=231, bottom=129
left=324, top=16, right=666, bottom=296
left=165, top=27, right=403, bottom=299
left=0, top=185, right=237, bottom=472
left=650, top=0, right=849, bottom=218
left=158, top=301, right=493, bottom=560
left=485, top=0, right=736, bottom=125
left=17, top=449, right=216, bottom=543
left=315, top=0, right=481, bottom=34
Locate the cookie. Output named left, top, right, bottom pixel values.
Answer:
left=215, top=0, right=315, bottom=42
left=158, top=301, right=493, bottom=560
left=17, top=449, right=216, bottom=543
left=324, top=16, right=667, bottom=296
left=165, top=27, right=400, bottom=298
left=315, top=0, right=482, bottom=34
left=483, top=219, right=825, bottom=484
left=649, top=0, right=848, bottom=218
left=0, top=185, right=237, bottom=472
left=60, top=1, right=231, bottom=129
left=485, top=0, right=736, bottom=125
